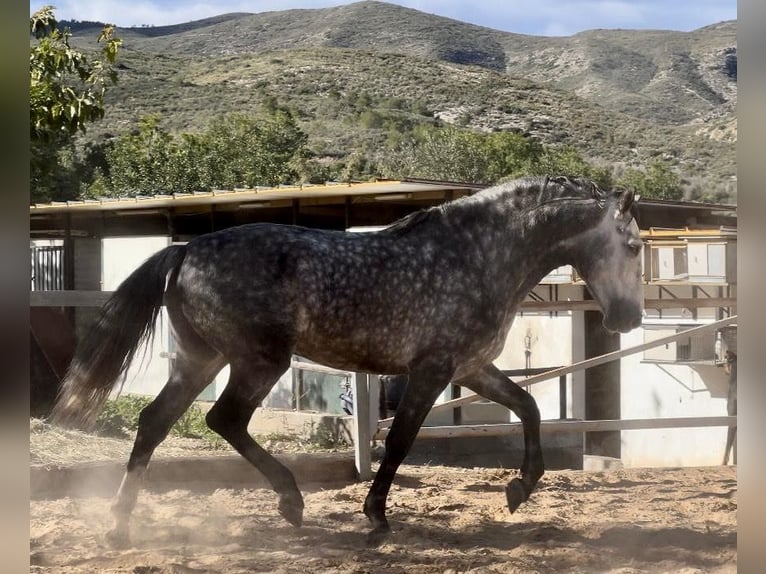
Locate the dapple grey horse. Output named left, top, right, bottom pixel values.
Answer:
left=52, top=175, right=644, bottom=545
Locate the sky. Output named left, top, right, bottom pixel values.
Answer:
left=30, top=0, right=736, bottom=37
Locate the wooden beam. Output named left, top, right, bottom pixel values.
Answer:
left=290, top=360, right=352, bottom=377
left=373, top=415, right=736, bottom=440
left=520, top=298, right=736, bottom=311
left=30, top=290, right=112, bottom=307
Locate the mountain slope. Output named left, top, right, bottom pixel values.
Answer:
left=61, top=1, right=736, bottom=199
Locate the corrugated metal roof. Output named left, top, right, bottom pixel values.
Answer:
left=29, top=179, right=482, bottom=214
left=29, top=177, right=736, bottom=215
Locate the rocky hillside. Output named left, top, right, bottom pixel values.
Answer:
left=62, top=0, right=737, bottom=200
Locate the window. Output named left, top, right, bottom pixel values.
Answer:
left=647, top=244, right=687, bottom=281
left=707, top=244, right=726, bottom=279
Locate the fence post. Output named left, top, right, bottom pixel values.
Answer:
left=559, top=374, right=567, bottom=420
left=352, top=372, right=372, bottom=481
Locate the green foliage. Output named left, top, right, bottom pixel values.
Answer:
left=203, top=110, right=309, bottom=189
left=379, top=126, right=519, bottom=183
left=173, top=405, right=218, bottom=440
left=528, top=146, right=614, bottom=188
left=377, top=125, right=610, bottom=186
left=616, top=158, right=682, bottom=199
left=103, top=110, right=309, bottom=195
left=95, top=395, right=220, bottom=441
left=106, top=115, right=179, bottom=195
left=30, top=6, right=121, bottom=203
left=95, top=394, right=152, bottom=437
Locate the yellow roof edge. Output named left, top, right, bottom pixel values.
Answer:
left=29, top=179, right=416, bottom=212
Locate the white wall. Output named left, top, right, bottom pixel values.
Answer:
left=450, top=313, right=577, bottom=425
left=102, top=236, right=172, bottom=398
left=498, top=313, right=576, bottom=420
left=619, top=326, right=731, bottom=467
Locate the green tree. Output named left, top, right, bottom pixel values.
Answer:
left=617, top=159, right=682, bottom=199
left=202, top=111, right=309, bottom=188
left=106, top=115, right=182, bottom=195
left=378, top=126, right=488, bottom=183
left=529, top=146, right=614, bottom=189
left=30, top=6, right=121, bottom=203
left=104, top=111, right=310, bottom=195
left=379, top=126, right=593, bottom=185
left=483, top=131, right=545, bottom=182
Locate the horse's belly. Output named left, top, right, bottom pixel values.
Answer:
left=294, top=327, right=416, bottom=375
left=294, top=344, right=409, bottom=375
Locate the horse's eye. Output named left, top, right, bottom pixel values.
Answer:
left=627, top=238, right=642, bottom=255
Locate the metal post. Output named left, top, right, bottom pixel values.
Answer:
left=451, top=384, right=462, bottom=425
left=559, top=375, right=567, bottom=419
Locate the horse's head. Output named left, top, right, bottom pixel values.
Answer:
left=570, top=188, right=644, bottom=333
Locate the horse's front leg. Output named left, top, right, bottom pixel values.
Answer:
left=459, top=364, right=544, bottom=512
left=363, top=357, right=454, bottom=545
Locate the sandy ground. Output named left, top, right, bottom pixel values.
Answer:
left=30, top=454, right=736, bottom=573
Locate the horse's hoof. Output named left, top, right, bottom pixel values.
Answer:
left=366, top=524, right=391, bottom=547
left=105, top=527, right=131, bottom=548
left=278, top=498, right=304, bottom=527
left=505, top=478, right=528, bottom=514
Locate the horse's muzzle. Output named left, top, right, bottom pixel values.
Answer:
left=602, top=304, right=643, bottom=333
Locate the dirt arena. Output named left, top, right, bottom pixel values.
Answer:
left=30, top=456, right=736, bottom=573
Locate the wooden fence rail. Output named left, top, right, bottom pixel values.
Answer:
left=374, top=415, right=737, bottom=440
left=387, top=315, right=738, bottom=425
left=362, top=314, right=737, bottom=477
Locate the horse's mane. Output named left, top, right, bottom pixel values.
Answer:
left=381, top=205, right=445, bottom=236
left=495, top=175, right=607, bottom=211
left=380, top=175, right=618, bottom=236
left=504, top=175, right=640, bottom=226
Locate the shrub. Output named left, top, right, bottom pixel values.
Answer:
left=96, top=395, right=152, bottom=437
left=95, top=394, right=220, bottom=441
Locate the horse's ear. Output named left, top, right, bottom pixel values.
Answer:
left=618, top=189, right=636, bottom=214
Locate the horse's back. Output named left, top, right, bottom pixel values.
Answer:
left=169, top=222, right=458, bottom=371
left=168, top=224, right=410, bottom=363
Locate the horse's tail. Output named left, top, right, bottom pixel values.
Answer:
left=50, top=244, right=188, bottom=430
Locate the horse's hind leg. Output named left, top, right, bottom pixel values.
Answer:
left=459, top=364, right=544, bottom=513
left=205, top=356, right=304, bottom=527
left=107, top=347, right=224, bottom=546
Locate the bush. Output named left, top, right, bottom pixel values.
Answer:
left=96, top=395, right=152, bottom=437
left=173, top=405, right=216, bottom=439
left=95, top=394, right=220, bottom=441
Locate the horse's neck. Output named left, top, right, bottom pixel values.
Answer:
left=443, top=195, right=599, bottom=295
